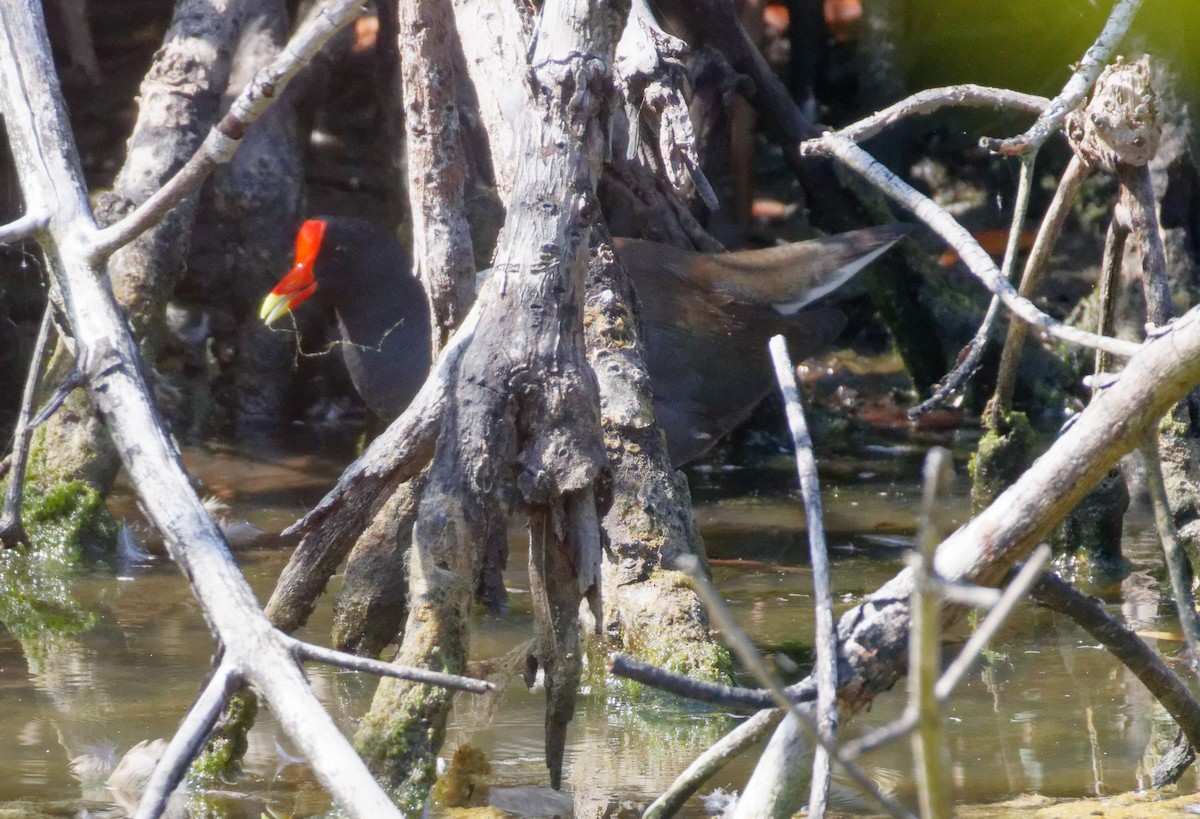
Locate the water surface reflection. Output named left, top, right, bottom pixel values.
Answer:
left=0, top=437, right=1195, bottom=816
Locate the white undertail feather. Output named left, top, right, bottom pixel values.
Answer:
left=770, top=237, right=903, bottom=315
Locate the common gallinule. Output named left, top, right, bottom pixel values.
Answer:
left=260, top=217, right=907, bottom=464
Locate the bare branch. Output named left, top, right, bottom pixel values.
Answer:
left=992, top=152, right=1090, bottom=415
left=87, top=0, right=363, bottom=260
left=838, top=85, right=1050, bottom=144
left=908, top=448, right=953, bottom=819
left=449, top=0, right=532, bottom=202
left=282, top=636, right=493, bottom=693
left=1121, top=163, right=1173, bottom=326
left=607, top=653, right=781, bottom=709
left=1095, top=203, right=1131, bottom=377
left=1141, top=435, right=1200, bottom=652
left=803, top=132, right=1140, bottom=359
left=0, top=304, right=54, bottom=549
left=1029, top=572, right=1200, bottom=776
left=0, top=2, right=404, bottom=813
left=980, top=0, right=1145, bottom=156
left=836, top=306, right=1200, bottom=717
left=615, top=0, right=717, bottom=210
left=399, top=0, right=476, bottom=348
left=768, top=335, right=836, bottom=818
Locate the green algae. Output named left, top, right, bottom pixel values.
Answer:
left=192, top=691, right=259, bottom=781
left=0, top=480, right=117, bottom=652
left=969, top=409, right=1032, bottom=515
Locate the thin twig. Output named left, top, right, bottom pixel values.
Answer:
left=283, top=636, right=493, bottom=693
left=980, top=0, right=1146, bottom=156
left=908, top=448, right=952, bottom=818
left=0, top=304, right=55, bottom=549
left=643, top=708, right=784, bottom=819
left=844, top=544, right=1052, bottom=759
left=992, top=153, right=1091, bottom=418
left=1141, top=435, right=1200, bottom=652
left=933, top=549, right=1052, bottom=699
left=910, top=153, right=1037, bottom=418
left=676, top=555, right=914, bottom=819
left=607, top=653, right=785, bottom=710
left=1094, top=199, right=1130, bottom=377
left=803, top=132, right=1139, bottom=359
left=28, top=369, right=84, bottom=429
left=87, top=0, right=363, bottom=260
left=135, top=660, right=239, bottom=819
left=768, top=335, right=836, bottom=817
left=837, top=85, right=1049, bottom=145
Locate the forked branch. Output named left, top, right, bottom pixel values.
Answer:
left=0, top=2, right=491, bottom=815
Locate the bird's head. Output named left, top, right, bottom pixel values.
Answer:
left=259, top=218, right=327, bottom=326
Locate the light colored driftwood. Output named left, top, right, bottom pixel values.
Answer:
left=0, top=2, right=491, bottom=816
left=908, top=449, right=953, bottom=819
left=454, top=0, right=728, bottom=688
left=768, top=335, right=836, bottom=818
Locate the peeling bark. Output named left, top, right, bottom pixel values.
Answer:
left=398, top=0, right=475, bottom=350
left=355, top=0, right=628, bottom=796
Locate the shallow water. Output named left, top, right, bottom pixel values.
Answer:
left=1, top=432, right=1196, bottom=817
